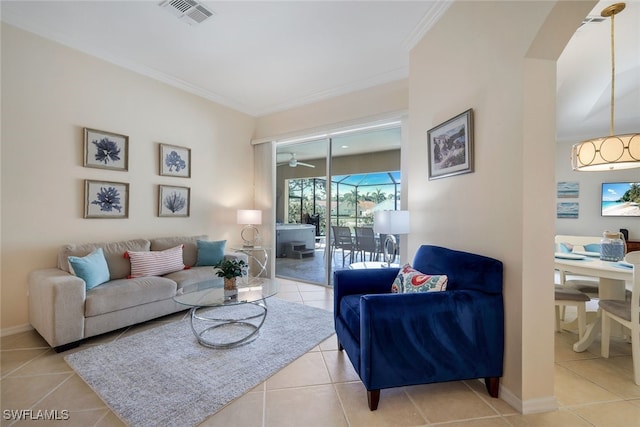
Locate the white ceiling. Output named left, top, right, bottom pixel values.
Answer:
left=2, top=0, right=639, bottom=146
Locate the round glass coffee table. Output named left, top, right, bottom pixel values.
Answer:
left=174, top=277, right=278, bottom=349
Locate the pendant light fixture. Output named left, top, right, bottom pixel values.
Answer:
left=571, top=2, right=640, bottom=171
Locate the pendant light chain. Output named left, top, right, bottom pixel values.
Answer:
left=610, top=9, right=615, bottom=136
left=571, top=2, right=640, bottom=171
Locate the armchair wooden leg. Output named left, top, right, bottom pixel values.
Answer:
left=337, top=338, right=343, bottom=351
left=367, top=389, right=380, bottom=411
left=485, top=377, right=500, bottom=398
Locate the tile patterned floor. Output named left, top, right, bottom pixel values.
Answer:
left=2, top=278, right=639, bottom=426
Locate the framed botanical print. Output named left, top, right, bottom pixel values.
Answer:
left=159, top=185, right=190, bottom=217
left=159, top=143, right=191, bottom=178
left=84, top=128, right=128, bottom=171
left=84, top=180, right=129, bottom=218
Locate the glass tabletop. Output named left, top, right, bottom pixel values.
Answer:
left=174, top=277, right=278, bottom=307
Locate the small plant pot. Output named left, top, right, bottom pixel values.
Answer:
left=223, top=277, right=238, bottom=300
left=223, top=277, right=237, bottom=291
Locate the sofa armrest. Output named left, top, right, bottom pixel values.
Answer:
left=334, top=268, right=399, bottom=315
left=224, top=252, right=249, bottom=263
left=28, top=268, right=86, bottom=348
left=359, top=290, right=504, bottom=390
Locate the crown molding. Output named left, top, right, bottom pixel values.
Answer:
left=250, top=67, right=409, bottom=118
left=402, top=0, right=453, bottom=51
left=1, top=14, right=253, bottom=115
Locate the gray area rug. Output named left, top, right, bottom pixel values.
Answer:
left=65, top=298, right=335, bottom=427
left=276, top=248, right=349, bottom=284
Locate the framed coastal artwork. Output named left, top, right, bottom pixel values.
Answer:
left=84, top=180, right=129, bottom=219
left=601, top=182, right=640, bottom=217
left=557, top=181, right=579, bottom=198
left=159, top=185, right=190, bottom=217
left=557, top=202, right=579, bottom=219
left=159, top=143, right=191, bottom=178
left=427, top=109, right=474, bottom=180
left=84, top=128, right=128, bottom=171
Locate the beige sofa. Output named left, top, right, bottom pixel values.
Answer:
left=28, top=235, right=247, bottom=351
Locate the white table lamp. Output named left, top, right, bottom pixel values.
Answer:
left=374, top=210, right=410, bottom=267
left=237, top=209, right=262, bottom=247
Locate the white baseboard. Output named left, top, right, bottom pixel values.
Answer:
left=1, top=323, right=33, bottom=338
left=499, top=383, right=559, bottom=414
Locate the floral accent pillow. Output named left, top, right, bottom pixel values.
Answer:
left=391, top=263, right=448, bottom=293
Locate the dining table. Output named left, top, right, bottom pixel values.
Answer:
left=554, top=253, right=633, bottom=352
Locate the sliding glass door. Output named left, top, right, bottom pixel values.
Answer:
left=275, top=139, right=330, bottom=285
left=274, top=124, right=402, bottom=286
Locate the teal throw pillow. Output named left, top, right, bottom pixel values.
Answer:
left=584, top=243, right=601, bottom=253
left=196, top=240, right=226, bottom=266
left=68, top=248, right=110, bottom=290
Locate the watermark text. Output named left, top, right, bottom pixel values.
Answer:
left=3, top=409, right=69, bottom=421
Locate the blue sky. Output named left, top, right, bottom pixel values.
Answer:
left=602, top=182, right=635, bottom=202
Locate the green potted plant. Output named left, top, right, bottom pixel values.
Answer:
left=215, top=258, right=247, bottom=292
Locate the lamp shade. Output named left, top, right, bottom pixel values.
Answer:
left=571, top=134, right=640, bottom=171
left=569, top=3, right=640, bottom=172
left=373, top=210, right=410, bottom=234
left=237, top=209, right=262, bottom=225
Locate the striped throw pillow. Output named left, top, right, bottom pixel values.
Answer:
left=126, top=245, right=185, bottom=278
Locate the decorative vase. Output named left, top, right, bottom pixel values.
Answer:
left=224, top=277, right=237, bottom=291
left=600, top=230, right=625, bottom=262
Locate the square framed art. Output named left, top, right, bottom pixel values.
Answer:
left=159, top=143, right=191, bottom=178
left=427, top=109, right=474, bottom=180
left=84, top=128, right=128, bottom=171
left=159, top=185, right=190, bottom=217
left=84, top=180, right=129, bottom=218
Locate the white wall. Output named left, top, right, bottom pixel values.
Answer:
left=555, top=140, right=640, bottom=239
left=1, top=24, right=256, bottom=331
left=253, top=79, right=408, bottom=141
left=407, top=0, right=594, bottom=412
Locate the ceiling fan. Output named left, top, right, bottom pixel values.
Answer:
left=278, top=153, right=315, bottom=168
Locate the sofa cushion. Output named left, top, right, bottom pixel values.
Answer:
left=68, top=248, right=110, bottom=290
left=58, top=239, right=150, bottom=280
left=150, top=235, right=207, bottom=267
left=127, top=245, right=185, bottom=278
left=164, top=266, right=221, bottom=290
left=391, top=263, right=448, bottom=293
left=195, top=240, right=226, bottom=266
left=340, top=294, right=364, bottom=344
left=85, top=276, right=178, bottom=317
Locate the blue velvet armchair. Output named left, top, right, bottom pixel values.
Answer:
left=334, top=245, right=504, bottom=410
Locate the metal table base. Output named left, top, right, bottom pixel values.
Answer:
left=189, top=299, right=268, bottom=349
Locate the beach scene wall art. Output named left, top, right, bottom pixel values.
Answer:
left=601, top=182, right=640, bottom=217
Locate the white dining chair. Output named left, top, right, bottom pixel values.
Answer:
left=600, top=251, right=640, bottom=385
left=554, top=285, right=590, bottom=340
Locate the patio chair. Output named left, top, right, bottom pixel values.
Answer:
left=332, top=226, right=355, bottom=267
left=354, top=227, right=379, bottom=262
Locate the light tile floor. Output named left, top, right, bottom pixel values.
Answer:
left=2, top=278, right=639, bottom=426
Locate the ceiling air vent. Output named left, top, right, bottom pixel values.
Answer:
left=578, top=15, right=606, bottom=28
left=159, top=0, right=215, bottom=26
